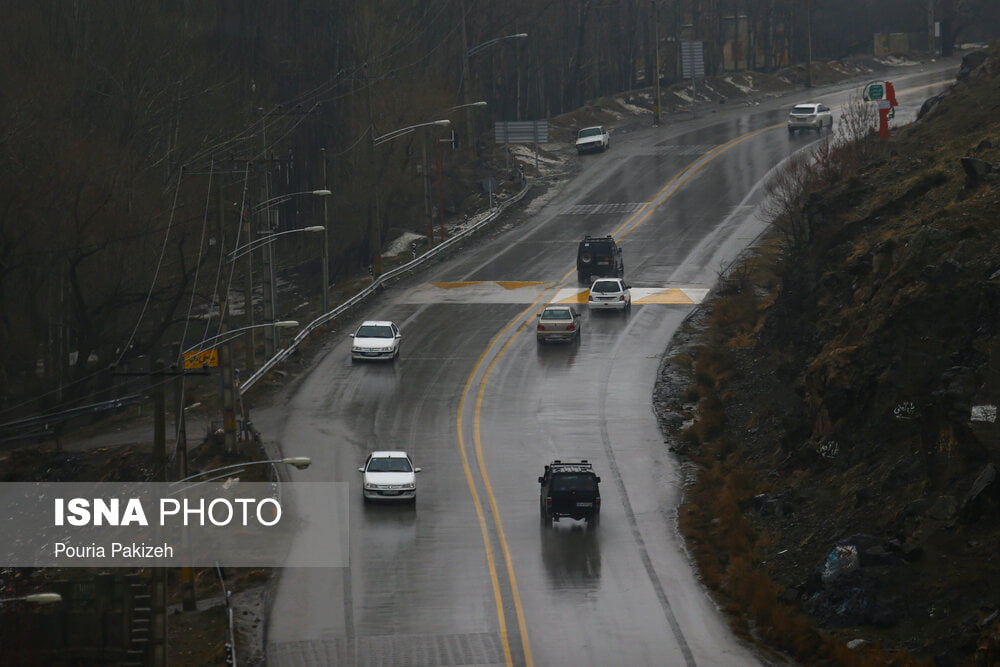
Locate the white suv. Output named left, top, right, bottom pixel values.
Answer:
left=788, top=103, right=833, bottom=134
left=358, top=451, right=421, bottom=503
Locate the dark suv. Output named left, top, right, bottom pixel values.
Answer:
left=539, top=460, right=602, bottom=525
left=577, top=235, right=624, bottom=284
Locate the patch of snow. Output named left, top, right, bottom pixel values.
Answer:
left=876, top=55, right=920, bottom=67
left=722, top=75, right=753, bottom=94
left=615, top=97, right=652, bottom=115
left=382, top=231, right=425, bottom=257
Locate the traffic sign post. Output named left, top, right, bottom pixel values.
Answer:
left=864, top=82, right=884, bottom=101
left=864, top=80, right=898, bottom=139
left=183, top=348, right=219, bottom=369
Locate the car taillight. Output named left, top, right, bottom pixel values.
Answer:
left=567, top=324, right=575, bottom=330
left=545, top=498, right=552, bottom=508
left=537, top=324, right=545, bottom=331
left=618, top=295, right=625, bottom=301
left=588, top=293, right=595, bottom=301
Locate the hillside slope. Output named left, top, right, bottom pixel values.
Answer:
left=655, top=46, right=1000, bottom=665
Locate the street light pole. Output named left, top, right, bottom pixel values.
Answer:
left=321, top=149, right=330, bottom=313
left=463, top=30, right=528, bottom=160
left=372, top=120, right=451, bottom=273
left=245, top=191, right=328, bottom=357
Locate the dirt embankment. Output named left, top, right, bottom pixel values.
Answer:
left=655, top=47, right=1000, bottom=665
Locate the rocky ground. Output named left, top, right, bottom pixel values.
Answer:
left=653, top=47, right=1000, bottom=665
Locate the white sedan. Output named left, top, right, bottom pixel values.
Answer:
left=358, top=451, right=421, bottom=502
left=587, top=277, right=631, bottom=313
left=350, top=320, right=401, bottom=362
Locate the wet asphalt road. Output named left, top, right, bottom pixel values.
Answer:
left=264, top=62, right=958, bottom=666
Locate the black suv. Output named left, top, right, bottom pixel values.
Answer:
left=539, top=460, right=602, bottom=525
left=577, top=235, right=624, bottom=284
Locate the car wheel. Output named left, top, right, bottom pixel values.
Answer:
left=578, top=271, right=588, bottom=284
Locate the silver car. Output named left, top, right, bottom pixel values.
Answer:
left=788, top=102, right=833, bottom=134
left=588, top=278, right=631, bottom=313
left=536, top=306, right=581, bottom=343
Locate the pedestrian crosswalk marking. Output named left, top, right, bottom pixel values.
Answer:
left=401, top=282, right=709, bottom=305
left=562, top=202, right=649, bottom=216
left=554, top=287, right=710, bottom=305
left=432, top=281, right=545, bottom=290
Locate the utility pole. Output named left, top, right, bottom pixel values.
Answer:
left=242, top=180, right=255, bottom=372
left=151, top=358, right=167, bottom=667
left=804, top=0, right=813, bottom=88
left=461, top=1, right=476, bottom=161
left=364, top=64, right=383, bottom=278
left=653, top=1, right=662, bottom=126
left=437, top=138, right=447, bottom=242
left=421, top=138, right=434, bottom=243
left=321, top=148, right=331, bottom=312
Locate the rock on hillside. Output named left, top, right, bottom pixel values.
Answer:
left=655, top=47, right=1000, bottom=664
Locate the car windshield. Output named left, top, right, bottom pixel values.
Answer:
left=541, top=308, right=572, bottom=320
left=791, top=105, right=816, bottom=114
left=552, top=474, right=596, bottom=492
left=591, top=281, right=621, bottom=293
left=578, top=128, right=602, bottom=138
left=368, top=457, right=412, bottom=473
left=356, top=325, right=394, bottom=338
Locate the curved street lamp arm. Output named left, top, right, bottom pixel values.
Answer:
left=227, top=227, right=325, bottom=262
left=169, top=457, right=312, bottom=487
left=252, top=190, right=331, bottom=213
left=183, top=321, right=299, bottom=355
left=467, top=33, right=528, bottom=58
left=373, top=120, right=451, bottom=146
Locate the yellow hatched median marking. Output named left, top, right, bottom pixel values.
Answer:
left=496, top=281, right=544, bottom=290
left=556, top=290, right=590, bottom=304
left=432, top=281, right=483, bottom=289
left=635, top=288, right=695, bottom=304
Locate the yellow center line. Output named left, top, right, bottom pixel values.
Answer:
left=457, top=283, right=564, bottom=667
left=459, top=119, right=786, bottom=664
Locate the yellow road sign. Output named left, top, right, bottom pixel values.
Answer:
left=183, top=349, right=219, bottom=369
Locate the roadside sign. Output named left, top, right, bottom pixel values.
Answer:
left=493, top=120, right=548, bottom=144
left=183, top=349, right=219, bottom=369
left=680, top=41, right=705, bottom=79
left=864, top=83, right=885, bottom=101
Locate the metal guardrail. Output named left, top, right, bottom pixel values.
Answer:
left=239, top=181, right=531, bottom=394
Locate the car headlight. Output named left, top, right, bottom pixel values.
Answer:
left=401, top=483, right=415, bottom=490
left=364, top=482, right=379, bottom=490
